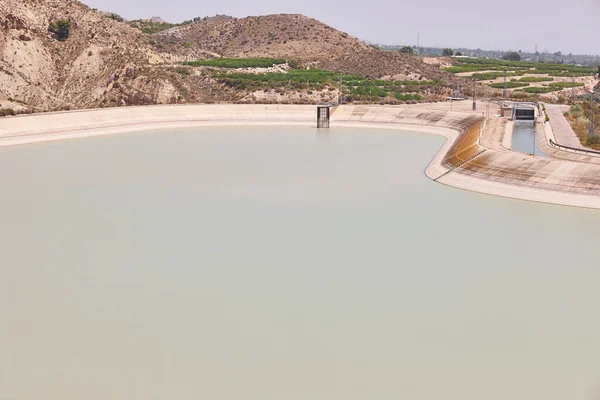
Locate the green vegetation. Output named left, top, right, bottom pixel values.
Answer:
left=128, top=16, right=216, bottom=35
left=542, top=104, right=549, bottom=122
left=446, top=57, right=596, bottom=76
left=207, top=68, right=431, bottom=102
left=184, top=58, right=287, bottom=68
left=445, top=66, right=500, bottom=73
left=182, top=41, right=191, bottom=48
left=471, top=71, right=524, bottom=81
left=107, top=13, right=124, bottom=22
left=522, top=86, right=560, bottom=94
left=396, top=79, right=442, bottom=86
left=395, top=93, right=423, bottom=101
left=214, top=69, right=339, bottom=90
left=503, top=52, right=521, bottom=61
left=518, top=77, right=554, bottom=82
left=48, top=19, right=70, bottom=41
left=399, top=46, right=414, bottom=54
left=564, top=103, right=600, bottom=149
left=442, top=48, right=453, bottom=56
left=128, top=20, right=177, bottom=34
left=546, top=81, right=585, bottom=89
left=488, top=82, right=529, bottom=88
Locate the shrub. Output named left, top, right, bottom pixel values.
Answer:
left=576, top=116, right=590, bottom=127
left=48, top=19, right=70, bottom=41
left=107, top=13, right=124, bottom=22
left=587, top=135, right=600, bottom=146
left=442, top=48, right=453, bottom=56
left=182, top=41, right=191, bottom=48
left=0, top=108, right=15, bottom=117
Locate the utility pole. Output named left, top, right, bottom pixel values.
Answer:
left=338, top=73, right=342, bottom=105
left=472, top=78, right=476, bottom=111
left=417, top=33, right=420, bottom=56
left=503, top=69, right=507, bottom=98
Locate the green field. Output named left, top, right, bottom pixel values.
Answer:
left=471, top=71, right=524, bottom=81
left=518, top=77, right=554, bottom=83
left=488, top=82, right=529, bottom=89
left=445, top=58, right=596, bottom=80
left=183, top=58, right=287, bottom=68
left=522, top=86, right=561, bottom=94
left=546, top=82, right=585, bottom=88
left=205, top=67, right=434, bottom=102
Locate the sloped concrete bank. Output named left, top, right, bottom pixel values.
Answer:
left=2, top=104, right=600, bottom=209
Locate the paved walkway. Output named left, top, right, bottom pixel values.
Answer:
left=546, top=104, right=582, bottom=148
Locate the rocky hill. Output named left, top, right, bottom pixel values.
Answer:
left=0, top=0, right=199, bottom=111
left=0, top=1, right=489, bottom=113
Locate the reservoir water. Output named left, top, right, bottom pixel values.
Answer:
left=512, top=124, right=549, bottom=157
left=2, top=126, right=600, bottom=400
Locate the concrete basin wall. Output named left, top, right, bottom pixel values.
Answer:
left=3, top=103, right=600, bottom=209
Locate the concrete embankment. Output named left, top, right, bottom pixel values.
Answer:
left=3, top=103, right=600, bottom=209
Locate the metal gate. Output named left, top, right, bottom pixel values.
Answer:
left=317, top=106, right=330, bottom=128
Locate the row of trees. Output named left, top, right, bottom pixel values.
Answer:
left=399, top=46, right=462, bottom=56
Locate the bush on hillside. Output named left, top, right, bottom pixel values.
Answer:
left=107, top=13, right=124, bottom=22
left=48, top=19, right=70, bottom=41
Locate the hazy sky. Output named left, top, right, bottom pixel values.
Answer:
left=83, top=0, right=599, bottom=55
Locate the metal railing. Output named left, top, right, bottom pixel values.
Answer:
left=548, top=139, right=600, bottom=156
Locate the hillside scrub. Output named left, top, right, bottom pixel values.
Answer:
left=128, top=20, right=177, bottom=34
left=48, top=19, right=70, bottom=41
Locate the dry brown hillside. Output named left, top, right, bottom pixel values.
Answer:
left=155, top=14, right=368, bottom=60
left=155, top=13, right=481, bottom=88
left=0, top=0, right=203, bottom=110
